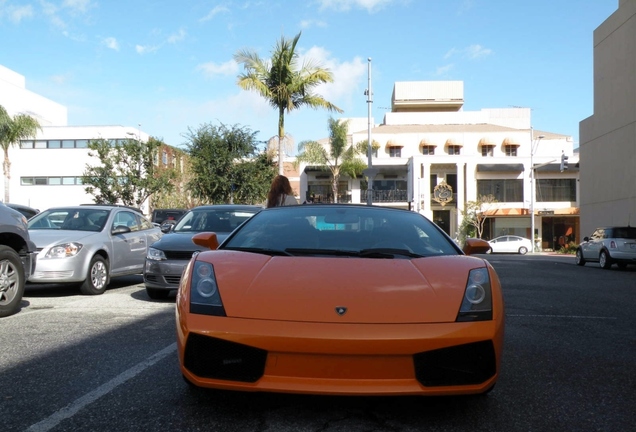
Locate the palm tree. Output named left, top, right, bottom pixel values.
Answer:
left=234, top=31, right=343, bottom=175
left=0, top=105, right=41, bottom=203
left=295, top=118, right=366, bottom=203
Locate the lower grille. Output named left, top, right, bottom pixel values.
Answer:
left=166, top=251, right=195, bottom=260
left=413, top=340, right=496, bottom=387
left=164, top=275, right=182, bottom=284
left=184, top=333, right=267, bottom=383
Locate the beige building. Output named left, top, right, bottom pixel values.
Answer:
left=300, top=81, right=580, bottom=250
left=579, top=0, right=636, bottom=236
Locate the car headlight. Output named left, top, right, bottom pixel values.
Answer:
left=146, top=247, right=167, bottom=261
left=456, top=267, right=493, bottom=322
left=189, top=260, right=226, bottom=316
left=45, top=242, right=83, bottom=258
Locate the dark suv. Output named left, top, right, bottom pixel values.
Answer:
left=0, top=203, right=37, bottom=317
left=575, top=226, right=636, bottom=269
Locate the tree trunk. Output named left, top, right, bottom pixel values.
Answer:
left=3, top=149, right=10, bottom=203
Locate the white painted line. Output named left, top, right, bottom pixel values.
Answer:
left=26, top=343, right=177, bottom=432
left=508, top=314, right=617, bottom=320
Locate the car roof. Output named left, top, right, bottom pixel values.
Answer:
left=188, top=204, right=263, bottom=211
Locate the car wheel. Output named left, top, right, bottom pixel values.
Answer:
left=80, top=255, right=109, bottom=295
left=0, top=246, right=25, bottom=318
left=146, top=287, right=170, bottom=300
left=518, top=246, right=528, bottom=255
left=575, top=249, right=586, bottom=266
left=599, top=250, right=612, bottom=270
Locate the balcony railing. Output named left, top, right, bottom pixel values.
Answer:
left=360, top=189, right=408, bottom=203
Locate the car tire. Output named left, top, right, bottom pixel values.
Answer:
left=599, top=250, right=612, bottom=270
left=80, top=255, right=109, bottom=295
left=0, top=246, right=25, bottom=318
left=518, top=246, right=528, bottom=255
left=146, top=287, right=170, bottom=300
left=575, top=249, right=586, bottom=266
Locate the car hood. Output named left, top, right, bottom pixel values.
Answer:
left=28, top=229, right=101, bottom=248
left=193, top=252, right=491, bottom=324
left=153, top=232, right=230, bottom=251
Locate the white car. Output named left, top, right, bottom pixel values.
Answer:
left=487, top=235, right=533, bottom=255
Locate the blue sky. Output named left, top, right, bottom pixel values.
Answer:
left=0, top=0, right=618, bottom=151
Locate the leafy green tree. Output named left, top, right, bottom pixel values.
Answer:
left=234, top=31, right=343, bottom=175
left=355, top=139, right=381, bottom=158
left=185, top=123, right=276, bottom=204
left=295, top=118, right=366, bottom=203
left=0, top=105, right=41, bottom=203
left=460, top=194, right=498, bottom=240
left=81, top=137, right=178, bottom=208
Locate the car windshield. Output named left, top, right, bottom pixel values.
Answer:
left=28, top=208, right=110, bottom=232
left=223, top=205, right=460, bottom=258
left=610, top=228, right=636, bottom=239
left=173, top=208, right=259, bottom=233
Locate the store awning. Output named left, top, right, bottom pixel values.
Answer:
left=445, top=138, right=463, bottom=147
left=419, top=138, right=437, bottom=147
left=502, top=137, right=521, bottom=146
left=476, top=163, right=524, bottom=172
left=385, top=139, right=403, bottom=148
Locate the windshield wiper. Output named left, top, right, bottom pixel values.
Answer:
left=359, top=248, right=425, bottom=258
left=224, top=247, right=292, bottom=256
left=284, top=248, right=360, bottom=257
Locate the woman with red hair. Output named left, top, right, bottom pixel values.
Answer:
left=266, top=175, right=299, bottom=208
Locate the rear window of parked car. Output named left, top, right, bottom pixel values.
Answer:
left=608, top=228, right=636, bottom=239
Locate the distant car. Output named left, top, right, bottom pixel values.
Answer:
left=176, top=204, right=504, bottom=396
left=575, top=226, right=636, bottom=269
left=487, top=235, right=532, bottom=255
left=27, top=205, right=163, bottom=294
left=143, top=204, right=261, bottom=299
left=151, top=208, right=187, bottom=226
left=6, top=203, right=39, bottom=219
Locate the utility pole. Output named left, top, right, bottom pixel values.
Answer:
left=362, top=58, right=378, bottom=205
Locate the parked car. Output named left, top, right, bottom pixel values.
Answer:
left=6, top=203, right=40, bottom=219
left=0, top=203, right=37, bottom=317
left=575, top=226, right=636, bottom=269
left=151, top=208, right=187, bottom=226
left=27, top=205, right=162, bottom=294
left=144, top=204, right=261, bottom=299
left=487, top=235, right=533, bottom=255
left=177, top=204, right=503, bottom=396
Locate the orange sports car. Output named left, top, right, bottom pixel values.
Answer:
left=176, top=204, right=504, bottom=396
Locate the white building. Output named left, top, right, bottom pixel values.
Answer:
left=1, top=65, right=151, bottom=214
left=300, top=81, right=580, bottom=250
left=579, top=0, right=636, bottom=235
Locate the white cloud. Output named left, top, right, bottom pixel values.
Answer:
left=444, top=44, right=493, bottom=60
left=5, top=5, right=33, bottom=23
left=316, top=0, right=393, bottom=13
left=136, top=44, right=159, bottom=54
left=103, top=37, right=119, bottom=51
left=196, top=60, right=240, bottom=78
left=200, top=5, right=230, bottom=22
left=300, top=19, right=328, bottom=29
left=167, top=28, right=186, bottom=44
left=62, top=0, right=93, bottom=13
left=435, top=64, right=454, bottom=76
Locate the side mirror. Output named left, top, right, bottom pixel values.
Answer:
left=462, top=238, right=491, bottom=255
left=112, top=225, right=131, bottom=235
left=192, top=232, right=220, bottom=250
left=160, top=224, right=173, bottom=233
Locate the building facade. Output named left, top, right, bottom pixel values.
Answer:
left=299, top=81, right=581, bottom=250
left=579, top=0, right=635, bottom=236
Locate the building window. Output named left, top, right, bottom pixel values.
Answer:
left=504, top=145, right=518, bottom=156
left=20, top=140, right=34, bottom=149
left=481, top=145, right=494, bottom=157
left=162, top=150, right=168, bottom=165
left=536, top=179, right=576, bottom=202
left=21, top=176, right=84, bottom=185
left=389, top=147, right=401, bottom=158
left=448, top=145, right=461, bottom=155
left=421, top=145, right=435, bottom=155
left=76, top=140, right=88, bottom=148
left=477, top=179, right=524, bottom=202
left=35, top=141, right=47, bottom=149
left=62, top=140, right=75, bottom=148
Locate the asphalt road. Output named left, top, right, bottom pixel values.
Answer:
left=1, top=255, right=634, bottom=432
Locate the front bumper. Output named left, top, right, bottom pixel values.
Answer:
left=144, top=258, right=189, bottom=290
left=177, top=313, right=504, bottom=396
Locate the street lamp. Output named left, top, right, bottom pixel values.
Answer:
left=530, top=133, right=545, bottom=252
left=362, top=57, right=377, bottom=205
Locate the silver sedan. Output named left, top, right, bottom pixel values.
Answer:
left=28, top=205, right=162, bottom=294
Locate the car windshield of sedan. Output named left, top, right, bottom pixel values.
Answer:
left=174, top=209, right=258, bottom=233
left=222, top=205, right=460, bottom=258
left=28, top=208, right=110, bottom=232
